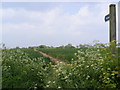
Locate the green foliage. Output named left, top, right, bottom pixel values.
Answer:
left=64, top=44, right=75, bottom=48
left=74, top=41, right=119, bottom=88
left=39, top=45, right=48, bottom=48
left=38, top=48, right=78, bottom=63
left=20, top=48, right=43, bottom=59
left=2, top=41, right=120, bottom=89
left=45, top=41, right=119, bottom=88
left=2, top=49, right=50, bottom=88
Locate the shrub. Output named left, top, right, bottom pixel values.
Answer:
left=2, top=41, right=120, bottom=89
left=2, top=49, right=49, bottom=88
left=45, top=41, right=119, bottom=88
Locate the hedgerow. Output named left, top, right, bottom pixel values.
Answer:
left=1, top=41, right=120, bottom=89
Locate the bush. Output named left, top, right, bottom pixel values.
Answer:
left=2, top=49, right=50, bottom=88
left=2, top=41, right=120, bottom=89
left=45, top=41, right=120, bottom=88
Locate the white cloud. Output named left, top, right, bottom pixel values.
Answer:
left=78, top=6, right=89, bottom=17
left=2, top=8, right=16, bottom=19
left=0, top=8, right=2, bottom=43
left=2, top=3, right=109, bottom=47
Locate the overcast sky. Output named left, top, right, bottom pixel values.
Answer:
left=1, top=2, right=118, bottom=48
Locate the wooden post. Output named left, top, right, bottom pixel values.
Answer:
left=110, top=4, right=116, bottom=42
left=109, top=4, right=116, bottom=54
left=118, top=2, right=120, bottom=44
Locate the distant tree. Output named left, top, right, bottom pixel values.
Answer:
left=16, top=47, right=20, bottom=49
left=57, top=45, right=65, bottom=49
left=28, top=47, right=33, bottom=49
left=65, top=44, right=75, bottom=48
left=39, top=45, right=47, bottom=48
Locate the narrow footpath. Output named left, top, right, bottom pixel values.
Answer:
left=34, top=49, right=67, bottom=64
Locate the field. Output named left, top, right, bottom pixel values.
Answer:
left=1, top=42, right=120, bottom=89
left=37, top=48, right=78, bottom=63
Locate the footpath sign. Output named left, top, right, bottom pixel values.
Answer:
left=105, top=14, right=110, bottom=22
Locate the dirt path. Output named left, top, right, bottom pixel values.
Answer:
left=34, top=49, right=67, bottom=64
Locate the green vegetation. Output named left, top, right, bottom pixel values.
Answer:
left=20, top=48, right=43, bottom=59
left=1, top=41, right=120, bottom=89
left=2, top=49, right=51, bottom=88
left=38, top=48, right=78, bottom=63
left=47, top=42, right=119, bottom=88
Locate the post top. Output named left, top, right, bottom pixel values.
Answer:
left=110, top=4, right=116, bottom=7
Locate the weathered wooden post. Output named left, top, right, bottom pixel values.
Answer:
left=105, top=4, right=116, bottom=54
left=109, top=4, right=116, bottom=54
left=118, top=2, right=120, bottom=45
left=109, top=4, right=116, bottom=43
